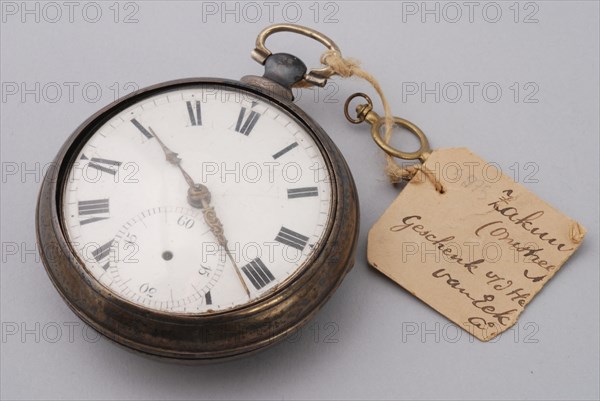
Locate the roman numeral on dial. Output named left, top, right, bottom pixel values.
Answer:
left=272, top=142, right=298, bottom=159
left=92, top=240, right=113, bottom=271
left=275, top=227, right=309, bottom=251
left=235, top=107, right=260, bottom=135
left=131, top=118, right=153, bottom=139
left=78, top=199, right=109, bottom=225
left=241, top=258, right=275, bottom=290
left=85, top=156, right=122, bottom=175
left=287, top=187, right=319, bottom=199
left=186, top=100, right=202, bottom=126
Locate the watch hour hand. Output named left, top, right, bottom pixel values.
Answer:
left=148, top=127, right=196, bottom=188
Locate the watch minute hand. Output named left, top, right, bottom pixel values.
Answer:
left=191, top=185, right=252, bottom=298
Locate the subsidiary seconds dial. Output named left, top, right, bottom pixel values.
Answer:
left=110, top=206, right=225, bottom=311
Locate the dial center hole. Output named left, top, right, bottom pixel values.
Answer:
left=162, top=251, right=174, bottom=261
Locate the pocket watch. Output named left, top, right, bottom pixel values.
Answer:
left=36, top=24, right=359, bottom=361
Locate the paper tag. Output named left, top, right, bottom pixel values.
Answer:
left=368, top=147, right=586, bottom=341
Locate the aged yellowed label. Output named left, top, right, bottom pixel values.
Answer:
left=368, top=147, right=586, bottom=341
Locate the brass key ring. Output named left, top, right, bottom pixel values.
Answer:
left=345, top=93, right=431, bottom=162
left=251, top=23, right=341, bottom=87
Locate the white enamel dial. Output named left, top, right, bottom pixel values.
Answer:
left=61, top=84, right=333, bottom=314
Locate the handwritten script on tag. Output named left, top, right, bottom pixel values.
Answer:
left=368, top=148, right=586, bottom=341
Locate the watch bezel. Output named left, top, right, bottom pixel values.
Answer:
left=56, top=79, right=337, bottom=318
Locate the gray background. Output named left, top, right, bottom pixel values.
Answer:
left=1, top=1, right=598, bottom=400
